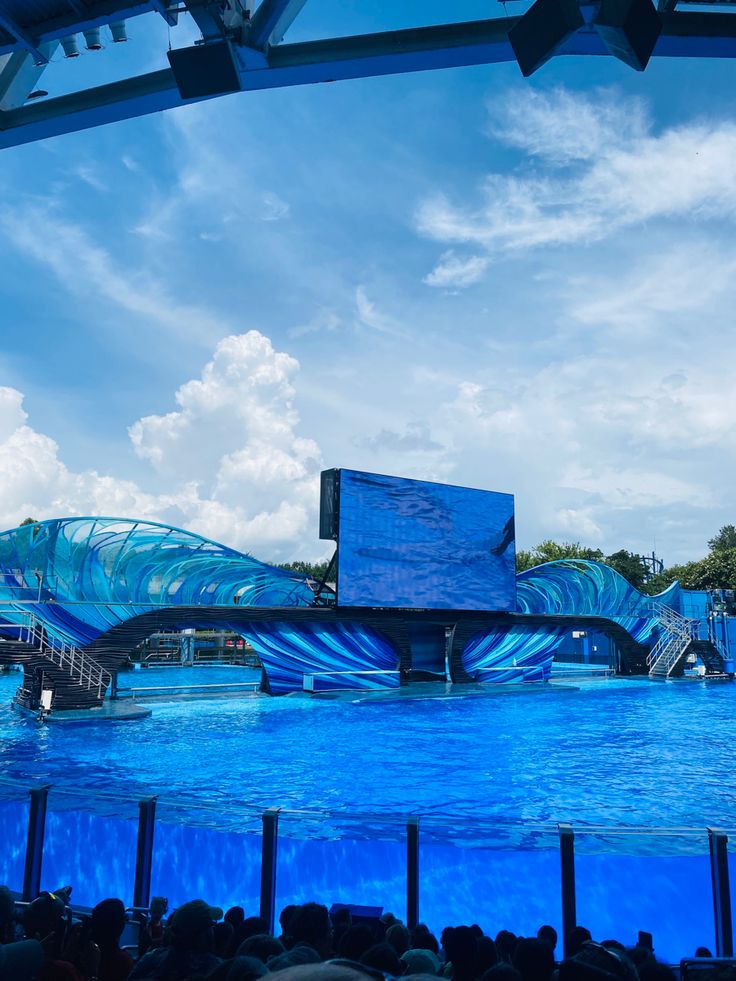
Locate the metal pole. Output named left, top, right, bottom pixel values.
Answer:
left=559, top=822, right=576, bottom=958
left=260, top=807, right=280, bottom=933
left=23, top=785, right=50, bottom=901
left=708, top=828, right=733, bottom=956
left=133, top=797, right=157, bottom=909
left=407, top=816, right=419, bottom=929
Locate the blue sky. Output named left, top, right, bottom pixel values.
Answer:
left=1, top=2, right=736, bottom=564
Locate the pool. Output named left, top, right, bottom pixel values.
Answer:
left=1, top=667, right=734, bottom=960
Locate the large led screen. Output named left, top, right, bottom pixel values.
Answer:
left=335, top=470, right=516, bottom=611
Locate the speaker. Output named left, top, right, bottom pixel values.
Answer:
left=508, top=0, right=585, bottom=77
left=594, top=0, right=662, bottom=71
left=319, top=469, right=340, bottom=541
left=167, top=41, right=242, bottom=100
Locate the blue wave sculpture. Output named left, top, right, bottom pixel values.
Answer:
left=0, top=519, right=690, bottom=697
left=0, top=517, right=313, bottom=648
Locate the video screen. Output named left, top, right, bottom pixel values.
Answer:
left=335, top=470, right=516, bottom=611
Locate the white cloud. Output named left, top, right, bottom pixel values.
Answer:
left=0, top=333, right=323, bottom=560
left=417, top=87, right=736, bottom=284
left=423, top=251, right=490, bottom=289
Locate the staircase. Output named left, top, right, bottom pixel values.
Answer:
left=8, top=614, right=112, bottom=712
left=646, top=603, right=698, bottom=678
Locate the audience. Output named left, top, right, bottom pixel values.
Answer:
left=0, top=884, right=723, bottom=981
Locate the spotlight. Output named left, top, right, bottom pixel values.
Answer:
left=167, top=41, right=242, bottom=100
left=594, top=0, right=662, bottom=70
left=110, top=21, right=128, bottom=42
left=60, top=35, right=80, bottom=57
left=83, top=28, right=102, bottom=50
left=508, top=0, right=585, bottom=77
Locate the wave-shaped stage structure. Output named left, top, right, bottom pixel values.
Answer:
left=0, top=519, right=725, bottom=711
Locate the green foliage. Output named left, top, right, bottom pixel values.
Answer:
left=516, top=540, right=603, bottom=572
left=604, top=550, right=649, bottom=591
left=19, top=517, right=37, bottom=526
left=708, top=525, right=736, bottom=553
left=278, top=559, right=331, bottom=581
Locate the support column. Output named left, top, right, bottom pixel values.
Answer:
left=23, top=785, right=50, bottom=901
left=407, top=816, right=419, bottom=929
left=559, top=823, right=576, bottom=957
left=708, top=827, right=733, bottom=956
left=260, top=807, right=280, bottom=933
left=133, top=797, right=157, bottom=909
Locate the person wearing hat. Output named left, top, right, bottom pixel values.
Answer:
left=128, top=899, right=223, bottom=980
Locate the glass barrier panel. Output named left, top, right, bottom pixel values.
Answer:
left=0, top=788, right=30, bottom=891
left=276, top=811, right=407, bottom=922
left=40, top=788, right=139, bottom=907
left=575, top=829, right=714, bottom=962
left=150, top=800, right=261, bottom=914
left=419, top=818, right=562, bottom=940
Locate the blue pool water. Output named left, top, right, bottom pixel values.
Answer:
left=1, top=667, right=734, bottom=960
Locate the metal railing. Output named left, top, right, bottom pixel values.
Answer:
left=11, top=613, right=111, bottom=700
left=646, top=602, right=698, bottom=678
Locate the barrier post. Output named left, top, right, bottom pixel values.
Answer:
left=133, top=797, right=157, bottom=909
left=708, top=828, right=733, bottom=956
left=260, top=808, right=280, bottom=933
left=559, top=823, right=576, bottom=957
left=23, top=785, right=50, bottom=901
left=407, top=816, right=419, bottom=929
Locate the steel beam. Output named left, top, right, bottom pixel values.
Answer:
left=559, top=823, right=576, bottom=958
left=23, top=785, right=50, bottom=901
left=248, top=0, right=308, bottom=49
left=3, top=14, right=736, bottom=148
left=708, top=828, right=734, bottom=957
left=260, top=807, right=279, bottom=933
left=133, top=797, right=157, bottom=909
left=0, top=11, right=47, bottom=63
left=406, top=816, right=420, bottom=929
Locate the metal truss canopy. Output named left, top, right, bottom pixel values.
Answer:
left=2, top=0, right=736, bottom=147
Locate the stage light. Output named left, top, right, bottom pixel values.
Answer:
left=167, top=41, right=242, bottom=100
left=60, top=35, right=80, bottom=57
left=508, top=0, right=584, bottom=77
left=110, top=21, right=128, bottom=43
left=83, top=28, right=102, bottom=50
left=594, top=0, right=662, bottom=70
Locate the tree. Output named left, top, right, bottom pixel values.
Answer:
left=708, top=525, right=736, bottom=552
left=604, top=550, right=649, bottom=590
left=515, top=540, right=603, bottom=572
left=278, top=559, right=331, bottom=581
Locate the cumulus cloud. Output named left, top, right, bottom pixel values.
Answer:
left=417, top=87, right=736, bottom=285
left=0, top=333, right=324, bottom=561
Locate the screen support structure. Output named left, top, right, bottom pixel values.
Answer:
left=311, top=549, right=337, bottom=607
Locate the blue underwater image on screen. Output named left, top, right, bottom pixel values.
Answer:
left=336, top=470, right=516, bottom=610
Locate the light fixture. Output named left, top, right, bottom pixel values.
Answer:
left=508, top=0, right=585, bottom=77
left=60, top=35, right=80, bottom=57
left=83, top=28, right=103, bottom=50
left=594, top=0, right=662, bottom=71
left=110, top=21, right=128, bottom=43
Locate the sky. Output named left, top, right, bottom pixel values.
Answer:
left=1, top=1, right=736, bottom=566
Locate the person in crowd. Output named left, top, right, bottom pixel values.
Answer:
left=238, top=933, right=286, bottom=964
left=338, top=925, right=376, bottom=964
left=147, top=897, right=168, bottom=947
left=443, top=926, right=478, bottom=981
left=695, top=947, right=713, bottom=958
left=386, top=924, right=411, bottom=958
left=289, top=904, right=334, bottom=960
left=128, top=898, right=222, bottom=980
left=279, top=907, right=301, bottom=948
left=207, top=953, right=270, bottom=981
left=360, top=941, right=403, bottom=977
left=411, top=926, right=439, bottom=957
left=494, top=933, right=517, bottom=966
left=91, top=898, right=134, bottom=981
left=536, top=928, right=557, bottom=959
left=401, top=947, right=441, bottom=975
left=22, top=892, right=92, bottom=981
left=565, top=928, right=592, bottom=958
left=331, top=909, right=353, bottom=954
left=481, top=965, right=523, bottom=981
left=474, top=936, right=498, bottom=978
left=512, top=938, right=555, bottom=981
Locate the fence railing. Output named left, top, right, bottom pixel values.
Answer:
left=0, top=778, right=733, bottom=959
